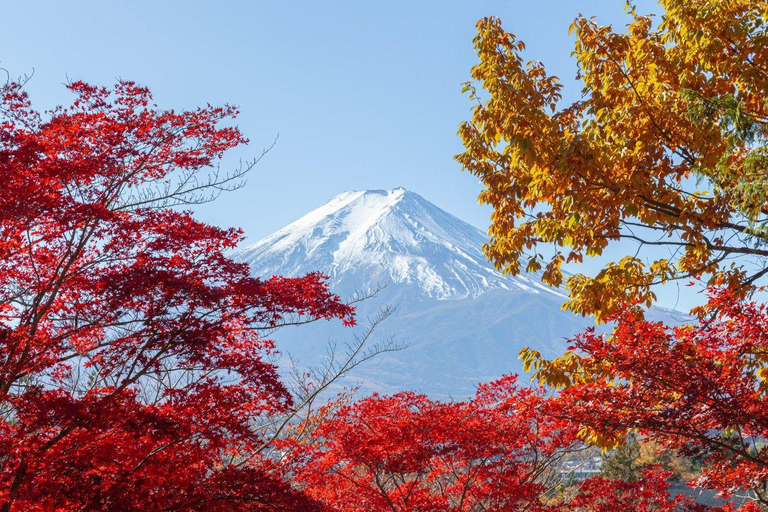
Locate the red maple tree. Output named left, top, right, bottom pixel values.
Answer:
left=284, top=375, right=727, bottom=511
left=286, top=375, right=572, bottom=510
left=523, top=288, right=768, bottom=508
left=0, top=79, right=354, bottom=510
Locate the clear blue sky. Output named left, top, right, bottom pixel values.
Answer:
left=6, top=1, right=701, bottom=309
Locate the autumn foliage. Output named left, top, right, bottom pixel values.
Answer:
left=0, top=79, right=354, bottom=510
left=0, top=76, right=754, bottom=511
left=283, top=376, right=733, bottom=511
left=286, top=376, right=578, bottom=511
left=522, top=289, right=768, bottom=507
left=7, top=0, right=768, bottom=509
left=564, top=468, right=730, bottom=512
left=456, top=0, right=768, bottom=508
left=457, top=0, right=768, bottom=321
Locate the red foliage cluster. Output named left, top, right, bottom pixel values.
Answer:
left=0, top=80, right=352, bottom=510
left=567, top=468, right=738, bottom=512
left=285, top=375, right=731, bottom=511
left=555, top=289, right=768, bottom=507
left=286, top=375, right=576, bottom=510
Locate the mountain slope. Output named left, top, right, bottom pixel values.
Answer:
left=236, top=188, right=662, bottom=398
left=238, top=187, right=560, bottom=300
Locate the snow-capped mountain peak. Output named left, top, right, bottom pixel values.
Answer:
left=237, top=188, right=560, bottom=300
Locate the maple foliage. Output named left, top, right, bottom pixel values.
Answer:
left=456, top=1, right=768, bottom=321
left=457, top=3, right=768, bottom=506
left=286, top=375, right=577, bottom=511
left=564, top=467, right=741, bottom=512
left=0, top=79, right=354, bottom=510
left=284, top=375, right=730, bottom=511
left=522, top=289, right=768, bottom=507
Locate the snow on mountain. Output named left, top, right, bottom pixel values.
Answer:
left=238, top=187, right=561, bottom=300
left=236, top=188, right=677, bottom=398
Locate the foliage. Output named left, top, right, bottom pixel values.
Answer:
left=285, top=375, right=576, bottom=511
left=564, top=467, right=733, bottom=512
left=457, top=1, right=768, bottom=321
left=525, top=289, right=768, bottom=507
left=0, top=79, right=355, bottom=510
left=458, top=3, right=768, bottom=505
left=284, top=375, right=728, bottom=511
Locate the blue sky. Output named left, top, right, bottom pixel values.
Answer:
left=2, top=1, right=659, bottom=236
left=5, top=1, right=702, bottom=309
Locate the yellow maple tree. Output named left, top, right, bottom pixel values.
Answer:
left=457, top=1, right=768, bottom=322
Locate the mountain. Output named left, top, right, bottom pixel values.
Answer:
left=238, top=187, right=560, bottom=301
left=236, top=188, right=676, bottom=399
